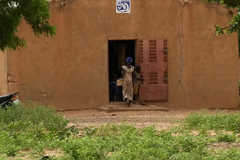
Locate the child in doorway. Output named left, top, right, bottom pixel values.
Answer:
left=133, top=65, right=145, bottom=105
left=109, top=74, right=120, bottom=101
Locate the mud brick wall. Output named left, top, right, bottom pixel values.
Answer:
left=6, top=0, right=239, bottom=109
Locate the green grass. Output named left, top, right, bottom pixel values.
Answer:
left=0, top=104, right=240, bottom=159
left=184, top=109, right=240, bottom=133
left=0, top=102, right=78, bottom=159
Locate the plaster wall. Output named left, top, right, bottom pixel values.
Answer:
left=0, top=51, right=7, bottom=96
left=7, top=0, right=239, bottom=109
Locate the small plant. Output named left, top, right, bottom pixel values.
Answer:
left=216, top=134, right=236, bottom=142
left=84, top=127, right=97, bottom=136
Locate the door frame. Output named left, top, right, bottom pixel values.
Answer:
left=107, top=39, right=138, bottom=104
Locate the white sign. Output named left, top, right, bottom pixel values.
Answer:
left=116, top=0, right=131, bottom=13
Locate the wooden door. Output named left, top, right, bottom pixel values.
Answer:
left=137, top=39, right=168, bottom=101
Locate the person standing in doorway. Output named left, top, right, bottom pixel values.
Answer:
left=133, top=65, right=145, bottom=105
left=122, top=57, right=134, bottom=107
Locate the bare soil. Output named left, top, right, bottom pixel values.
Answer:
left=62, top=108, right=240, bottom=152
left=7, top=108, right=240, bottom=159
left=62, top=108, right=240, bottom=130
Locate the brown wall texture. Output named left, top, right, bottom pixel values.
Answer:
left=6, top=0, right=239, bottom=109
left=0, top=51, right=7, bottom=96
left=238, top=59, right=240, bottom=78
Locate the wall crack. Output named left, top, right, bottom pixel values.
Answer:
left=178, top=3, right=186, bottom=108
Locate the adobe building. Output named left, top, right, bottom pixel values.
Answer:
left=1, top=0, right=239, bottom=110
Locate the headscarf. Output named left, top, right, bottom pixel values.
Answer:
left=126, top=57, right=133, bottom=64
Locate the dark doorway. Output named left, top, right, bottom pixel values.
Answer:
left=108, top=40, right=135, bottom=102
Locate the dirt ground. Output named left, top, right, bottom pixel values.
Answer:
left=11, top=108, right=240, bottom=159
left=62, top=108, right=240, bottom=130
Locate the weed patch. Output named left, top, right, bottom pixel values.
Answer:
left=0, top=102, right=78, bottom=158
left=184, top=109, right=240, bottom=133
left=1, top=105, right=240, bottom=159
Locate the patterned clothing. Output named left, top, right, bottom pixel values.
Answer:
left=133, top=84, right=139, bottom=95
left=133, top=71, right=141, bottom=94
left=122, top=65, right=134, bottom=101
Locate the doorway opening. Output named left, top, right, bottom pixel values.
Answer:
left=108, top=40, right=136, bottom=102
